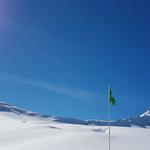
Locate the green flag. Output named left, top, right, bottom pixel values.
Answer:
left=109, top=89, right=116, bottom=105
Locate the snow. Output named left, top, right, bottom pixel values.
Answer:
left=140, top=110, right=150, bottom=117
left=0, top=111, right=150, bottom=150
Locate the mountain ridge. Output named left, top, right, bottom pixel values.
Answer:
left=0, top=101, right=149, bottom=127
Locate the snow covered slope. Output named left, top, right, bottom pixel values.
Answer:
left=0, top=102, right=150, bottom=150
left=0, top=118, right=150, bottom=150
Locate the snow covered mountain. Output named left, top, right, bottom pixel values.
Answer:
left=111, top=107, right=150, bottom=127
left=0, top=102, right=50, bottom=118
left=0, top=102, right=150, bottom=150
left=87, top=107, right=150, bottom=128
left=0, top=102, right=150, bottom=127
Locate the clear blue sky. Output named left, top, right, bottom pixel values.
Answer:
left=0, top=0, right=150, bottom=120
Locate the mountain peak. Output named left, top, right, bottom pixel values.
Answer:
left=0, top=101, right=40, bottom=116
left=140, top=107, right=150, bottom=117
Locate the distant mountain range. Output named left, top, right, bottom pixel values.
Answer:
left=0, top=102, right=149, bottom=127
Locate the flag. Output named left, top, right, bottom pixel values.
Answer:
left=109, top=89, right=116, bottom=105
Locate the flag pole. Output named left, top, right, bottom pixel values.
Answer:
left=108, top=84, right=111, bottom=150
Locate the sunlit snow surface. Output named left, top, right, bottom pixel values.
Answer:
left=0, top=111, right=149, bottom=150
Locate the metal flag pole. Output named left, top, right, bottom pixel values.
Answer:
left=108, top=84, right=111, bottom=150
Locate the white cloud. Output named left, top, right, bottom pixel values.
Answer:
left=0, top=73, right=98, bottom=100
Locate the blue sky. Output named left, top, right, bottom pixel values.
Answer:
left=0, top=0, right=150, bottom=120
